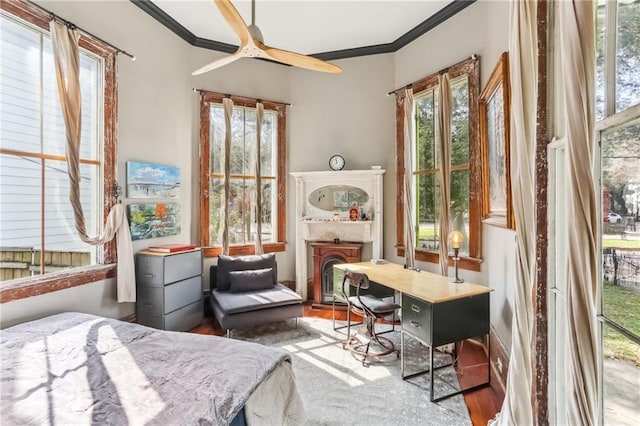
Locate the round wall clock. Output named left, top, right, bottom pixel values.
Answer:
left=329, top=154, right=345, bottom=171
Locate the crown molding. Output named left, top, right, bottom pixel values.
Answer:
left=131, top=0, right=476, bottom=62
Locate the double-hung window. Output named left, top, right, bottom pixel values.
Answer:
left=594, top=0, right=640, bottom=423
left=0, top=0, right=116, bottom=297
left=396, top=57, right=481, bottom=270
left=199, top=92, right=287, bottom=257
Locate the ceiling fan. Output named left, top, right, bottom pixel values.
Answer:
left=192, top=0, right=343, bottom=75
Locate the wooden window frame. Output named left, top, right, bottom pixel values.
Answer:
left=199, top=91, right=287, bottom=258
left=0, top=0, right=117, bottom=302
left=395, top=56, right=482, bottom=271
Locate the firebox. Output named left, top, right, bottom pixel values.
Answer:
left=311, top=242, right=362, bottom=304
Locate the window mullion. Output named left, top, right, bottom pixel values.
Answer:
left=39, top=31, right=45, bottom=276
left=605, top=0, right=617, bottom=117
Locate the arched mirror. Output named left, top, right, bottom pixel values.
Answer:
left=308, top=185, right=369, bottom=212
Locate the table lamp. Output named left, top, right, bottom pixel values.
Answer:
left=449, top=231, right=464, bottom=283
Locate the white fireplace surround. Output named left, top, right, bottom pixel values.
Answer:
left=290, top=169, right=384, bottom=298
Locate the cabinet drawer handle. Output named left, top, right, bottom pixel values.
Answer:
left=410, top=320, right=421, bottom=328
left=411, top=304, right=420, bottom=313
left=144, top=273, right=154, bottom=278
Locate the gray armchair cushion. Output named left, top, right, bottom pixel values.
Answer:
left=216, top=253, right=277, bottom=291
left=229, top=268, right=274, bottom=293
left=213, top=284, right=303, bottom=315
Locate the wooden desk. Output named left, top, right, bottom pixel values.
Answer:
left=333, top=261, right=493, bottom=402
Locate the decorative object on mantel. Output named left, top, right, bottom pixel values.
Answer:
left=192, top=0, right=342, bottom=75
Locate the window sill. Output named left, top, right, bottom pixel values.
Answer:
left=203, top=242, right=286, bottom=258
left=397, top=247, right=483, bottom=272
left=0, top=264, right=116, bottom=303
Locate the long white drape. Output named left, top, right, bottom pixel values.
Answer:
left=437, top=73, right=452, bottom=276
left=489, top=1, right=537, bottom=424
left=402, top=89, right=416, bottom=269
left=50, top=21, right=135, bottom=303
left=558, top=1, right=599, bottom=424
left=221, top=97, right=234, bottom=255
left=254, top=102, right=264, bottom=255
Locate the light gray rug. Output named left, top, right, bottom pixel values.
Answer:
left=232, top=318, right=472, bottom=426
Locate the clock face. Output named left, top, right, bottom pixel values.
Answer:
left=329, top=154, right=345, bottom=171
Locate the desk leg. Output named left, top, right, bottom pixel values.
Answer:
left=430, top=343, right=435, bottom=402
left=402, top=331, right=492, bottom=403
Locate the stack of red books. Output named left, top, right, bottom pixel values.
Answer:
left=147, top=243, right=196, bottom=253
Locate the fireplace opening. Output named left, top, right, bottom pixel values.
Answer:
left=311, top=242, right=362, bottom=304
left=321, top=255, right=346, bottom=304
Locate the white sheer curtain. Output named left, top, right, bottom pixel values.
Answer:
left=558, top=1, right=599, bottom=423
left=254, top=102, right=264, bottom=255
left=221, top=97, right=234, bottom=255
left=489, top=0, right=538, bottom=424
left=50, top=21, right=135, bottom=303
left=437, top=73, right=452, bottom=276
left=402, top=88, right=416, bottom=269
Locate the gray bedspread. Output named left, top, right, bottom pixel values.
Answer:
left=1, top=312, right=292, bottom=425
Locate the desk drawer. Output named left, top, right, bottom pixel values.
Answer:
left=402, top=294, right=433, bottom=344
left=403, top=292, right=490, bottom=347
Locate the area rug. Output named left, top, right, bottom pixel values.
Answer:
left=232, top=318, right=472, bottom=425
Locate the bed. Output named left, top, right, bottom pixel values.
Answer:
left=0, top=312, right=305, bottom=425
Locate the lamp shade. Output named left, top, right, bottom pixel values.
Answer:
left=449, top=231, right=464, bottom=249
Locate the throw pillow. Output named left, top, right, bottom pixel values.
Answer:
left=229, top=268, right=274, bottom=293
left=216, top=253, right=277, bottom=291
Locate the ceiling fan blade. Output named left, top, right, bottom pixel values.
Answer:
left=214, top=0, right=251, bottom=45
left=192, top=52, right=244, bottom=75
left=260, top=44, right=342, bottom=74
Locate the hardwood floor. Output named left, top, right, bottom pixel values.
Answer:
left=191, top=303, right=504, bottom=425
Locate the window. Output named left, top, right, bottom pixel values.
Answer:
left=0, top=0, right=117, bottom=299
left=396, top=57, right=481, bottom=270
left=199, top=92, right=287, bottom=257
left=595, top=0, right=640, bottom=424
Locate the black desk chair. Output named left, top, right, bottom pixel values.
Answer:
left=341, top=269, right=400, bottom=366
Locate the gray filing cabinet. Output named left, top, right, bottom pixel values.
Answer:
left=135, top=249, right=203, bottom=331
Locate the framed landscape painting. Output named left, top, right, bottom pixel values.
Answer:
left=480, top=52, right=514, bottom=229
left=127, top=161, right=180, bottom=199
left=127, top=203, right=181, bottom=240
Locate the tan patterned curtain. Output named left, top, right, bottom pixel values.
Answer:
left=437, top=73, right=452, bottom=276
left=254, top=102, right=264, bottom=254
left=558, top=0, right=599, bottom=423
left=50, top=21, right=135, bottom=303
left=221, top=97, right=234, bottom=255
left=402, top=88, right=416, bottom=269
left=488, top=0, right=538, bottom=423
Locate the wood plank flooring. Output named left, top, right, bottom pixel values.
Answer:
left=190, top=303, right=504, bottom=425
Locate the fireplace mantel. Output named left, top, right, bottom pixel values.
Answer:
left=290, top=169, right=384, bottom=299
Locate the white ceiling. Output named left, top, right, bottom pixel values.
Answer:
left=149, top=0, right=454, bottom=56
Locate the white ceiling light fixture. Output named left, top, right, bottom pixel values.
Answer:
left=192, top=0, right=343, bottom=75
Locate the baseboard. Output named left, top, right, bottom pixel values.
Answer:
left=489, top=327, right=508, bottom=399
left=120, top=312, right=137, bottom=323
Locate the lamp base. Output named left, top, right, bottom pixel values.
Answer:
left=452, top=277, right=464, bottom=283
